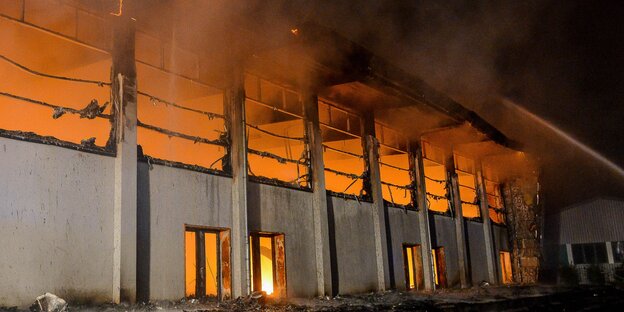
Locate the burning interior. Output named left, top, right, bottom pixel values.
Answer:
left=0, top=0, right=542, bottom=307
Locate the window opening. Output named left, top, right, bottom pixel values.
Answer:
left=484, top=166, right=505, bottom=224
left=319, top=99, right=366, bottom=199
left=454, top=153, right=480, bottom=219
left=376, top=123, right=413, bottom=207
left=0, top=16, right=112, bottom=151
left=136, top=39, right=227, bottom=173
left=185, top=227, right=231, bottom=299
left=499, top=251, right=513, bottom=284
left=403, top=244, right=424, bottom=290
left=572, top=243, right=608, bottom=264
left=432, top=247, right=447, bottom=288
left=422, top=141, right=450, bottom=213
left=249, top=233, right=286, bottom=297
left=244, top=74, right=310, bottom=189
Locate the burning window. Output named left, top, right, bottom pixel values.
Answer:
left=0, top=13, right=112, bottom=150
left=484, top=167, right=505, bottom=224
left=454, top=154, right=480, bottom=219
left=422, top=141, right=449, bottom=213
left=245, top=74, right=309, bottom=188
left=318, top=99, right=366, bottom=198
left=376, top=123, right=413, bottom=207
left=249, top=233, right=286, bottom=297
left=136, top=33, right=227, bottom=172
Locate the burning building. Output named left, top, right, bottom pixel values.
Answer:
left=0, top=0, right=541, bottom=307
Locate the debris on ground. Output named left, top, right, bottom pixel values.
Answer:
left=3, top=285, right=624, bottom=311
left=31, top=293, right=67, bottom=312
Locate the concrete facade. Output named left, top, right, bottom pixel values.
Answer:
left=0, top=138, right=115, bottom=306
left=329, top=199, right=379, bottom=294
left=137, top=163, right=232, bottom=300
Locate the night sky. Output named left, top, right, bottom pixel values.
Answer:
left=262, top=0, right=624, bottom=211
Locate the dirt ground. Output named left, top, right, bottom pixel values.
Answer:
left=4, top=285, right=624, bottom=312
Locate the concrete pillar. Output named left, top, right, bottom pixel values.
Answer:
left=362, top=111, right=390, bottom=291
left=447, top=160, right=470, bottom=288
left=606, top=242, right=614, bottom=264
left=411, top=142, right=435, bottom=290
left=476, top=169, right=498, bottom=284
left=566, top=244, right=574, bottom=265
left=111, top=15, right=137, bottom=303
left=302, top=89, right=333, bottom=296
left=227, top=69, right=250, bottom=298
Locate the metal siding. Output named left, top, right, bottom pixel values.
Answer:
left=557, top=199, right=624, bottom=244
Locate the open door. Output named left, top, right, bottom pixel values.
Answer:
left=403, top=244, right=424, bottom=290
left=500, top=251, right=513, bottom=284
left=432, top=247, right=447, bottom=288
left=185, top=227, right=231, bottom=300
left=249, top=233, right=286, bottom=297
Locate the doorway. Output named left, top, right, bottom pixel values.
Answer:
left=500, top=251, right=513, bottom=284
left=249, top=233, right=286, bottom=297
left=431, top=247, right=447, bottom=288
left=185, top=226, right=231, bottom=300
left=403, top=244, right=424, bottom=290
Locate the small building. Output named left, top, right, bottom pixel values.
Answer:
left=550, top=197, right=624, bottom=283
left=0, top=0, right=541, bottom=308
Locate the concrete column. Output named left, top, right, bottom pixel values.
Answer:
left=448, top=165, right=470, bottom=288
left=476, top=169, right=498, bottom=284
left=362, top=111, right=390, bottom=291
left=302, top=89, right=333, bottom=296
left=111, top=15, right=137, bottom=303
left=566, top=244, right=574, bottom=265
left=411, top=142, right=435, bottom=290
left=606, top=242, right=614, bottom=264
left=227, top=69, right=250, bottom=298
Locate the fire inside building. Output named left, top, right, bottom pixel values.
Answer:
left=0, top=1, right=541, bottom=307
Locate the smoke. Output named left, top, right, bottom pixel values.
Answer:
left=90, top=1, right=624, bottom=208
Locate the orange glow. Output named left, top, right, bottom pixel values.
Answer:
left=455, top=154, right=480, bottom=218
left=245, top=74, right=309, bottom=186
left=458, top=172, right=480, bottom=218
left=204, top=232, right=218, bottom=296
left=431, top=249, right=439, bottom=285
left=500, top=251, right=513, bottom=284
left=259, top=236, right=274, bottom=295
left=379, top=151, right=411, bottom=205
left=185, top=231, right=197, bottom=297
left=486, top=179, right=505, bottom=224
left=406, top=246, right=415, bottom=288
left=0, top=18, right=111, bottom=146
left=136, top=62, right=226, bottom=169
left=423, top=159, right=449, bottom=213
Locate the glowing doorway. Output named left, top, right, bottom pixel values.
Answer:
left=249, top=233, right=286, bottom=297
left=184, top=227, right=231, bottom=299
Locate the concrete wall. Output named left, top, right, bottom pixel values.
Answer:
left=465, top=220, right=488, bottom=284
left=137, top=163, right=232, bottom=301
left=431, top=214, right=460, bottom=287
left=0, top=138, right=115, bottom=307
left=247, top=182, right=317, bottom=298
left=386, top=208, right=421, bottom=290
left=328, top=197, right=378, bottom=294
